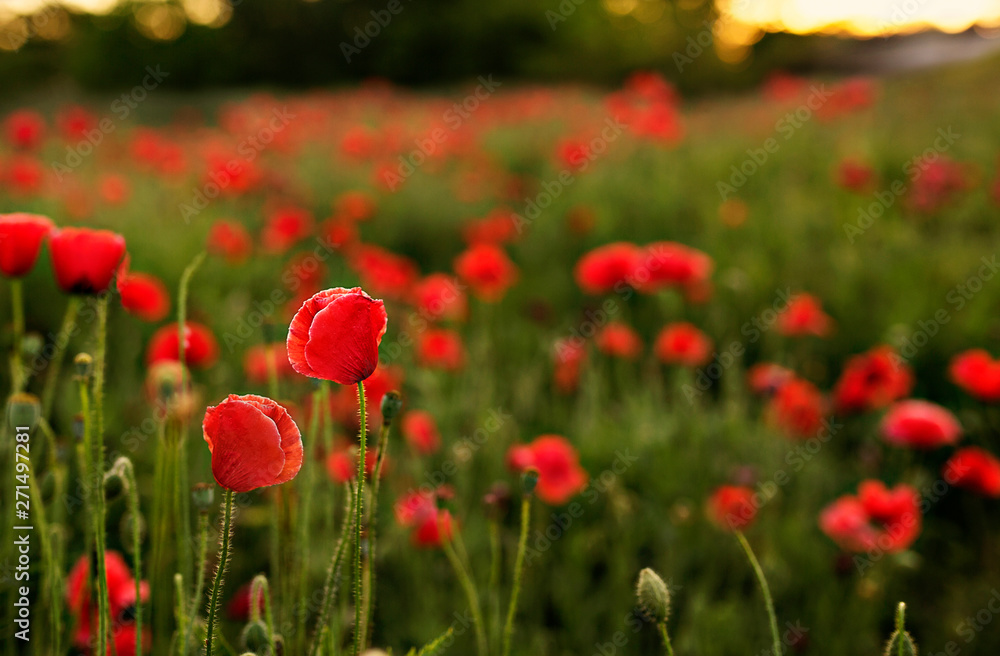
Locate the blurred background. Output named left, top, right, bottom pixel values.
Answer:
left=2, top=0, right=1000, bottom=95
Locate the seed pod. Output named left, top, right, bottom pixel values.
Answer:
left=240, top=620, right=269, bottom=654
left=191, top=482, right=215, bottom=513
left=74, top=353, right=93, bottom=379
left=520, top=467, right=540, bottom=497
left=7, top=392, right=40, bottom=431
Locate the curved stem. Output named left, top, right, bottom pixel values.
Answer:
left=442, top=524, right=488, bottom=656
left=658, top=623, right=675, bottom=656
left=736, top=531, right=780, bottom=656
left=352, top=381, right=367, bottom=656
left=251, top=574, right=276, bottom=656
left=502, top=496, right=531, bottom=656
left=206, top=489, right=236, bottom=656
left=308, top=483, right=355, bottom=656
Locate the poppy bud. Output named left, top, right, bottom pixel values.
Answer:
left=104, top=472, right=125, bottom=502
left=240, top=621, right=269, bottom=654
left=7, top=392, right=40, bottom=431
left=380, top=390, right=403, bottom=425
left=636, top=568, right=670, bottom=623
left=20, top=332, right=42, bottom=359
left=192, top=482, right=215, bottom=513
left=74, top=352, right=93, bottom=379
left=520, top=467, right=540, bottom=497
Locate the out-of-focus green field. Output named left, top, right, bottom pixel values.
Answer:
left=4, top=53, right=1000, bottom=655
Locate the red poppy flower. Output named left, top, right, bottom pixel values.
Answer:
left=57, top=105, right=97, bottom=141
left=747, top=362, right=794, bottom=397
left=49, top=227, right=126, bottom=295
left=707, top=485, right=758, bottom=531
left=832, top=346, right=912, bottom=414
left=394, top=489, right=454, bottom=548
left=595, top=322, right=643, bottom=359
left=66, top=550, right=149, bottom=652
left=553, top=338, right=587, bottom=394
left=820, top=480, right=920, bottom=553
left=0, top=212, right=54, bottom=277
left=767, top=378, right=826, bottom=438
left=260, top=206, right=314, bottom=254
left=334, top=189, right=376, bottom=222
left=506, top=435, right=588, bottom=505
left=402, top=410, right=441, bottom=455
left=318, top=216, right=359, bottom=252
left=949, top=349, right=1000, bottom=402
left=287, top=287, right=388, bottom=384
left=453, top=243, right=518, bottom=302
left=881, top=400, right=961, bottom=449
left=654, top=322, right=712, bottom=367
left=117, top=258, right=170, bottom=322
left=944, top=447, right=1000, bottom=498
left=203, top=394, right=303, bottom=492
left=573, top=242, right=642, bottom=295
left=243, top=343, right=295, bottom=384
left=462, top=207, right=518, bottom=245
left=325, top=442, right=379, bottom=484
left=227, top=582, right=266, bottom=621
left=776, top=293, right=832, bottom=337
left=99, top=174, right=131, bottom=206
left=835, top=158, right=876, bottom=193
left=412, top=273, right=467, bottom=322
left=350, top=245, right=420, bottom=302
left=146, top=322, right=219, bottom=369
left=5, top=110, right=45, bottom=149
left=416, top=328, right=465, bottom=370
left=637, top=242, right=714, bottom=300
left=207, top=220, right=253, bottom=264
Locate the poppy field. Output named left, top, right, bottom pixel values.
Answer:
left=3, top=53, right=1000, bottom=656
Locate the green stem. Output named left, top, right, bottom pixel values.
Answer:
left=92, top=295, right=111, bottom=656
left=177, top=251, right=206, bottom=390
left=118, top=458, right=143, bottom=656
left=175, top=432, right=193, bottom=586
left=41, top=296, right=80, bottom=420
left=353, top=381, right=367, bottom=656
left=361, top=416, right=392, bottom=647
left=26, top=444, right=59, bottom=653
left=10, top=278, right=24, bottom=391
left=502, top=496, right=531, bottom=656
left=736, top=531, right=781, bottom=656
left=658, top=623, right=675, bottom=656
left=251, top=574, right=276, bottom=656
left=442, top=524, right=488, bottom=656
left=308, top=483, right=355, bottom=656
left=488, top=519, right=502, bottom=651
left=296, top=383, right=325, bottom=652
left=206, top=489, right=236, bottom=656
left=185, top=511, right=211, bottom=655
left=175, top=573, right=189, bottom=655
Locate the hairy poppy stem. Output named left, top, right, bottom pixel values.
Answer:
left=41, top=295, right=80, bottom=419
left=658, top=623, right=675, bottom=656
left=116, top=457, right=143, bottom=656
left=488, top=518, right=502, bottom=651
left=361, top=412, right=392, bottom=648
left=352, top=381, right=367, bottom=656
left=502, top=495, right=531, bottom=656
left=10, top=279, right=24, bottom=391
left=206, top=489, right=236, bottom=656
left=251, top=574, right=277, bottom=656
left=735, top=531, right=780, bottom=656
left=309, top=483, right=355, bottom=656
left=442, top=521, right=488, bottom=656
left=91, top=295, right=112, bottom=656
left=184, top=509, right=211, bottom=655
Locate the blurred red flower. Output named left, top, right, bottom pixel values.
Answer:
left=49, top=227, right=126, bottom=295
left=574, top=242, right=642, bottom=294
left=243, top=343, right=295, bottom=384
left=99, top=174, right=132, bottom=206
left=776, top=293, right=832, bottom=337
left=66, top=550, right=150, bottom=654
left=207, top=220, right=253, bottom=264
left=453, top=243, right=518, bottom=302
left=261, top=206, right=314, bottom=254
left=351, top=245, right=420, bottom=302
left=146, top=321, right=220, bottom=369
left=595, top=321, right=642, bottom=359
left=747, top=362, right=794, bottom=397
left=637, top=241, right=714, bottom=301
left=416, top=328, right=465, bottom=370
left=832, top=346, right=912, bottom=414
left=835, top=158, right=876, bottom=193
left=412, top=273, right=467, bottom=322
left=767, top=378, right=826, bottom=438
left=949, top=349, right=1000, bottom=402
left=553, top=338, right=587, bottom=394
left=394, top=489, right=454, bottom=548
left=203, top=394, right=303, bottom=492
left=654, top=322, right=712, bottom=367
left=881, top=400, right=961, bottom=449
left=506, top=435, right=587, bottom=505
left=325, top=442, right=379, bottom=484
left=820, top=480, right=920, bottom=553
left=286, top=287, right=387, bottom=384
left=944, top=447, right=1000, bottom=498
left=707, top=485, right=758, bottom=531
left=462, top=207, right=519, bottom=245
left=401, top=410, right=441, bottom=455
left=117, top=257, right=170, bottom=322
left=57, top=105, right=97, bottom=142
left=5, top=110, right=45, bottom=149
left=334, top=189, right=377, bottom=222
left=0, top=212, right=54, bottom=277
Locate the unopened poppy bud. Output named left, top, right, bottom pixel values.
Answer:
left=7, top=392, right=40, bottom=431
left=240, top=621, right=269, bottom=653
left=20, top=332, right=42, bottom=358
left=104, top=472, right=125, bottom=501
left=192, top=483, right=215, bottom=513
left=74, top=353, right=93, bottom=379
left=380, top=390, right=403, bottom=424
left=636, top=567, right=670, bottom=623
left=520, top=467, right=540, bottom=497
